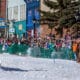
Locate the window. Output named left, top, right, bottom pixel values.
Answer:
left=13, top=6, right=18, bottom=20
left=20, top=4, right=26, bottom=20
left=8, top=7, right=12, bottom=20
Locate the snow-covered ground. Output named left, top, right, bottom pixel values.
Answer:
left=0, top=53, right=80, bottom=80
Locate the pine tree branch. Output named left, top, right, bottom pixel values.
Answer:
left=44, top=0, right=59, bottom=9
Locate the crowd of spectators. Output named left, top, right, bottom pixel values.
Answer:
left=0, top=32, right=80, bottom=62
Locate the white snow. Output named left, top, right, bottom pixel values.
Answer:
left=0, top=53, right=80, bottom=80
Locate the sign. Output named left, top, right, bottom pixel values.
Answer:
left=9, top=28, right=15, bottom=33
left=0, top=18, right=6, bottom=28
left=19, top=24, right=23, bottom=30
left=0, top=21, right=5, bottom=26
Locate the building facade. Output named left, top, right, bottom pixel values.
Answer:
left=8, top=0, right=26, bottom=38
left=0, top=0, right=6, bottom=18
left=8, top=0, right=40, bottom=38
left=40, top=0, right=57, bottom=38
left=0, top=0, right=7, bottom=37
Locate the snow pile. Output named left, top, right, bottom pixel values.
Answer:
left=0, top=54, right=80, bottom=80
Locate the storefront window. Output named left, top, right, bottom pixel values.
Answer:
left=20, top=4, right=26, bottom=20
left=8, top=7, right=13, bottom=20
left=13, top=6, right=18, bottom=21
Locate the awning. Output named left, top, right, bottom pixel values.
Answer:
left=0, top=26, right=7, bottom=28
left=0, top=18, right=5, bottom=21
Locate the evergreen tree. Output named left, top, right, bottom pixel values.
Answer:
left=41, top=0, right=80, bottom=36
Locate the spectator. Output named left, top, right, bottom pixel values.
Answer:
left=72, top=40, right=78, bottom=60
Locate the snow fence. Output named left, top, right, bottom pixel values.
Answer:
left=0, top=44, right=75, bottom=60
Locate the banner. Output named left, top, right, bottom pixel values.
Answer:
left=24, top=0, right=40, bottom=32
left=27, top=10, right=34, bottom=30
left=24, top=0, right=40, bottom=10
left=34, top=9, right=40, bottom=28
left=35, top=9, right=40, bottom=20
